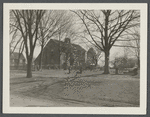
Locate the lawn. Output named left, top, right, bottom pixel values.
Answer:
left=10, top=69, right=140, bottom=107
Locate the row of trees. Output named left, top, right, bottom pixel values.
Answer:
left=10, top=10, right=140, bottom=78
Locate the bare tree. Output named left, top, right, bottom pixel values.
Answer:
left=10, top=11, right=23, bottom=55
left=56, top=11, right=75, bottom=39
left=37, top=11, right=63, bottom=70
left=52, top=11, right=77, bottom=69
left=72, top=10, right=140, bottom=74
left=37, top=10, right=76, bottom=70
left=10, top=10, right=45, bottom=78
left=124, top=28, right=140, bottom=68
left=10, top=11, right=25, bottom=69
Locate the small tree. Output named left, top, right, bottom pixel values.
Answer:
left=113, top=56, right=128, bottom=74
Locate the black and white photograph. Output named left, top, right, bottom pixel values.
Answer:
left=3, top=3, right=147, bottom=114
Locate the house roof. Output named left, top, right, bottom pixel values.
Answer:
left=10, top=52, right=25, bottom=60
left=51, top=39, right=86, bottom=52
left=34, top=39, right=86, bottom=63
left=87, top=47, right=96, bottom=55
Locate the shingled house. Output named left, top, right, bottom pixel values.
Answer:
left=34, top=38, right=86, bottom=69
left=10, top=52, right=26, bottom=70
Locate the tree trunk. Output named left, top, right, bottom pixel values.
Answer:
left=103, top=11, right=110, bottom=74
left=95, top=59, right=97, bottom=67
left=115, top=68, right=119, bottom=74
left=39, top=46, right=43, bottom=71
left=103, top=51, right=109, bottom=74
left=26, top=59, right=32, bottom=78
left=59, top=31, right=61, bottom=69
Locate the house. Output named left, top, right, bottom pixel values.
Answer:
left=10, top=52, right=26, bottom=70
left=34, top=38, right=86, bottom=69
left=86, top=48, right=97, bottom=66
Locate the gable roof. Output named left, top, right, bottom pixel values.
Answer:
left=50, top=39, right=86, bottom=52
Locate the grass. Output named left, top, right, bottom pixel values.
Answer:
left=10, top=69, right=140, bottom=107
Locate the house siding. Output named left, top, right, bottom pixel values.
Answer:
left=34, top=39, right=86, bottom=69
left=10, top=52, right=26, bottom=70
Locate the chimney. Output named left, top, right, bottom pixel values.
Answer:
left=64, top=38, right=71, bottom=44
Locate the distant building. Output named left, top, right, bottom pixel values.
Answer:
left=34, top=38, right=86, bottom=69
left=10, top=52, right=26, bottom=70
left=86, top=48, right=97, bottom=66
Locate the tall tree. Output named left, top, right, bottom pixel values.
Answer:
left=73, top=10, right=140, bottom=74
left=11, top=10, right=45, bottom=77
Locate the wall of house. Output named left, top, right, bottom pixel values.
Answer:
left=34, top=39, right=86, bottom=70
left=40, top=41, right=60, bottom=69
left=10, top=58, right=26, bottom=70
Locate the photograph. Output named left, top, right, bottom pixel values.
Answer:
left=3, top=3, right=147, bottom=114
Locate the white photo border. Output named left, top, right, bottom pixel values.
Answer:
left=3, top=3, right=147, bottom=114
